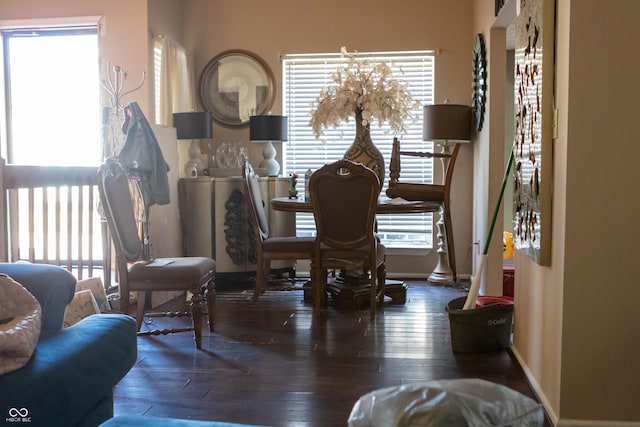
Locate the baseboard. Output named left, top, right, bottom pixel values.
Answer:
left=386, top=272, right=427, bottom=280
left=511, top=346, right=640, bottom=427
left=510, top=346, right=559, bottom=426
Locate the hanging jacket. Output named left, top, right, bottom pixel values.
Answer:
left=118, top=101, right=170, bottom=206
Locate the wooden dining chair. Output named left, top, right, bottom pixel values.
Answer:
left=386, top=137, right=462, bottom=280
left=309, top=159, right=386, bottom=319
left=242, top=160, right=315, bottom=302
left=98, top=159, right=216, bottom=349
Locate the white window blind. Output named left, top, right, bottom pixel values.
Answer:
left=282, top=51, right=436, bottom=249
left=153, top=40, right=162, bottom=124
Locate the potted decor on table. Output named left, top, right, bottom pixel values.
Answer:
left=309, top=47, right=420, bottom=187
left=288, top=173, right=299, bottom=199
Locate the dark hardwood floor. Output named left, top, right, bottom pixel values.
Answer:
left=113, top=280, right=551, bottom=426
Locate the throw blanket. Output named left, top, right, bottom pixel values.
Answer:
left=0, top=274, right=42, bottom=375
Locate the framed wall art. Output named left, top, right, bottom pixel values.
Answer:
left=513, top=0, right=555, bottom=266
left=199, top=50, right=275, bottom=128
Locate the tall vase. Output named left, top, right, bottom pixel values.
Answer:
left=344, top=109, right=385, bottom=191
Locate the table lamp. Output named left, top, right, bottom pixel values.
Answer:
left=423, top=104, right=472, bottom=144
left=249, top=115, right=288, bottom=176
left=173, top=111, right=213, bottom=177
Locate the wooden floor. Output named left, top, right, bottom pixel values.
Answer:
left=113, top=281, right=551, bottom=426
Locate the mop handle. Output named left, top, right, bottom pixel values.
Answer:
left=482, top=149, right=515, bottom=256
left=463, top=148, right=515, bottom=310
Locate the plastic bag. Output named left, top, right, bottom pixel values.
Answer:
left=348, top=378, right=543, bottom=427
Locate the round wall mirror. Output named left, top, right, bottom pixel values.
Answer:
left=199, top=50, right=276, bottom=128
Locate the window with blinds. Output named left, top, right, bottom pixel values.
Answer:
left=153, top=41, right=162, bottom=124
left=282, top=51, right=436, bottom=249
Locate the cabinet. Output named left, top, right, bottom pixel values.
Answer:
left=178, top=176, right=295, bottom=276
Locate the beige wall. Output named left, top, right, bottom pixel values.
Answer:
left=174, top=0, right=476, bottom=277
left=0, top=0, right=151, bottom=112
left=472, top=0, right=508, bottom=298
left=7, top=0, right=640, bottom=424
left=557, top=0, right=640, bottom=422
left=480, top=0, right=564, bottom=422
left=479, top=0, right=640, bottom=425
left=0, top=0, right=478, bottom=278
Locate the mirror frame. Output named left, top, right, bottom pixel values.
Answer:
left=199, top=50, right=276, bottom=128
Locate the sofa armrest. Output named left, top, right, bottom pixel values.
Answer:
left=0, top=314, right=137, bottom=427
left=0, top=263, right=76, bottom=332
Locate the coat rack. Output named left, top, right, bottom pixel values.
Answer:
left=101, top=62, right=146, bottom=160
left=101, top=62, right=146, bottom=110
left=99, top=63, right=149, bottom=290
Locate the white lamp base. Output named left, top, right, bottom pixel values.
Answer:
left=259, top=140, right=280, bottom=176
left=184, top=139, right=205, bottom=177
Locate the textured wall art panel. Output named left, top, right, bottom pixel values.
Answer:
left=513, top=0, right=554, bottom=265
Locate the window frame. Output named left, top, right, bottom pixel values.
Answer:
left=0, top=20, right=101, bottom=166
left=0, top=18, right=103, bottom=266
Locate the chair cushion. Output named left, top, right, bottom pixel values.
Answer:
left=128, top=257, right=216, bottom=284
left=0, top=275, right=42, bottom=375
left=262, top=236, right=315, bottom=253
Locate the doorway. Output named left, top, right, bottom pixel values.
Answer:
left=502, top=20, right=516, bottom=297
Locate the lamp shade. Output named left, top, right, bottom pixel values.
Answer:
left=250, top=115, right=288, bottom=142
left=423, top=104, right=471, bottom=142
left=173, top=112, right=212, bottom=140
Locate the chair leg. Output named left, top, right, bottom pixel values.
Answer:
left=311, top=259, right=322, bottom=315
left=119, top=276, right=131, bottom=316
left=135, top=291, right=145, bottom=331
left=320, top=269, right=328, bottom=307
left=205, top=276, right=216, bottom=332
left=370, top=263, right=377, bottom=320
left=190, top=291, right=204, bottom=349
left=253, top=255, right=266, bottom=302
left=443, top=204, right=457, bottom=281
left=377, top=262, right=386, bottom=305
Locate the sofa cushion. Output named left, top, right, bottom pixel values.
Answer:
left=0, top=314, right=137, bottom=427
left=63, top=289, right=102, bottom=327
left=0, top=274, right=42, bottom=374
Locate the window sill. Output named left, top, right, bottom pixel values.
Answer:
left=384, top=246, right=432, bottom=256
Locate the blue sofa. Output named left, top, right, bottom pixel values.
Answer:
left=100, top=415, right=267, bottom=427
left=0, top=263, right=137, bottom=427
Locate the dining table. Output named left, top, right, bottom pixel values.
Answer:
left=270, top=196, right=443, bottom=309
left=270, top=196, right=442, bottom=215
